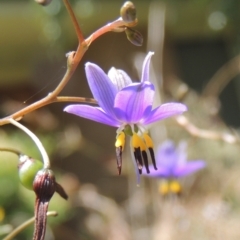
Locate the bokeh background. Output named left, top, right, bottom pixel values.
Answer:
left=1, top=0, right=240, bottom=239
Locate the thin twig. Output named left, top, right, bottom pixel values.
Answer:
left=55, top=96, right=97, bottom=104
left=0, top=3, right=128, bottom=126
left=62, top=0, right=85, bottom=43
left=0, top=96, right=97, bottom=126
left=3, top=211, right=58, bottom=240
left=175, top=115, right=239, bottom=144
left=85, top=18, right=125, bottom=46
left=202, top=54, right=240, bottom=97
left=9, top=118, right=50, bottom=169
left=0, top=147, right=22, bottom=156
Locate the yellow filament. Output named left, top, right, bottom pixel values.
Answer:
left=115, top=132, right=125, bottom=150
left=131, top=133, right=146, bottom=150
left=143, top=133, right=154, bottom=148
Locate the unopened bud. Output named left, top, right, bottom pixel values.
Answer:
left=33, top=169, right=56, bottom=201
left=33, top=169, right=56, bottom=240
left=125, top=27, right=143, bottom=46
left=120, top=1, right=137, bottom=23
left=35, top=0, right=52, bottom=6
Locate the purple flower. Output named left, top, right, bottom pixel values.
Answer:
left=142, top=140, right=206, bottom=194
left=64, top=52, right=187, bottom=178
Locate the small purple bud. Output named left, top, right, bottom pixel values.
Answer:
left=120, top=1, right=137, bottom=23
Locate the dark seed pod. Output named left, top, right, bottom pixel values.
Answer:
left=35, top=0, right=52, bottom=6
left=120, top=1, right=137, bottom=23
left=33, top=169, right=56, bottom=200
left=125, top=27, right=143, bottom=46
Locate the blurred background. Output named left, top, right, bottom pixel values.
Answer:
left=1, top=0, right=240, bottom=239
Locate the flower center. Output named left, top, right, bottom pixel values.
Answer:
left=115, top=124, right=157, bottom=175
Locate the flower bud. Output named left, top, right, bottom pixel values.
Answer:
left=120, top=1, right=137, bottom=23
left=18, top=155, right=43, bottom=190
left=125, top=27, right=143, bottom=46
left=33, top=169, right=56, bottom=240
left=35, top=0, right=52, bottom=6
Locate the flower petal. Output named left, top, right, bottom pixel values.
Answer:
left=176, top=141, right=188, bottom=165
left=85, top=63, right=118, bottom=116
left=142, top=165, right=170, bottom=178
left=155, top=140, right=179, bottom=170
left=173, top=160, right=206, bottom=177
left=108, top=67, right=132, bottom=91
left=64, top=105, right=120, bottom=127
left=141, top=51, right=154, bottom=82
left=113, top=82, right=155, bottom=123
left=142, top=103, right=187, bottom=125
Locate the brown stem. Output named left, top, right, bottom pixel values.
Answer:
left=85, top=18, right=125, bottom=46
left=55, top=96, right=97, bottom=104
left=176, top=115, right=239, bottom=144
left=62, top=0, right=85, bottom=43
left=0, top=96, right=97, bottom=126
left=0, top=4, right=128, bottom=126
left=202, top=54, right=240, bottom=98
left=33, top=199, right=49, bottom=240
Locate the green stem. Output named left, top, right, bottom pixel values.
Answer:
left=9, top=119, right=50, bottom=169
left=3, top=211, right=58, bottom=240
left=0, top=148, right=22, bottom=156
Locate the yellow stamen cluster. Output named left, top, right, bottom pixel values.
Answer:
left=159, top=180, right=182, bottom=196
left=114, top=125, right=157, bottom=175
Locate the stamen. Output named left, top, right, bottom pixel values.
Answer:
left=141, top=150, right=150, bottom=173
left=143, top=133, right=157, bottom=170
left=116, top=146, right=122, bottom=175
left=115, top=132, right=125, bottom=175
left=133, top=147, right=143, bottom=174
left=148, top=148, right=157, bottom=170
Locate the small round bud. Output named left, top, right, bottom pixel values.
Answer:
left=120, top=1, right=137, bottom=23
left=33, top=169, right=56, bottom=201
left=125, top=27, right=143, bottom=46
left=18, top=155, right=43, bottom=190
left=35, top=0, right=52, bottom=6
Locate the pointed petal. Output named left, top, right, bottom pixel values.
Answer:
left=85, top=63, right=118, bottom=116
left=108, top=67, right=132, bottom=91
left=130, top=145, right=141, bottom=185
left=176, top=141, right=188, bottom=165
left=156, top=140, right=179, bottom=172
left=142, top=103, right=187, bottom=125
left=142, top=165, right=169, bottom=178
left=114, top=82, right=155, bottom=123
left=173, top=160, right=206, bottom=177
left=64, top=105, right=120, bottom=127
left=141, top=51, right=154, bottom=82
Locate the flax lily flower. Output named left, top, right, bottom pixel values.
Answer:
left=64, top=52, right=187, bottom=180
left=142, top=140, right=206, bottom=195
